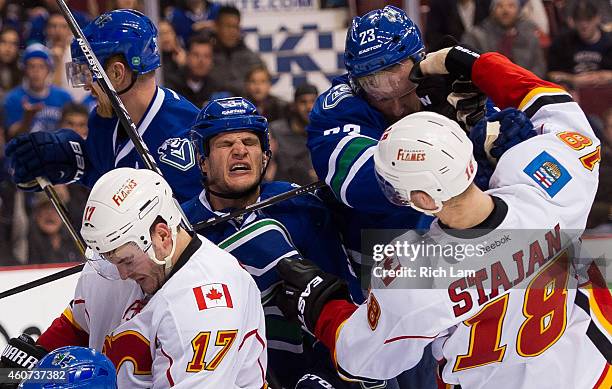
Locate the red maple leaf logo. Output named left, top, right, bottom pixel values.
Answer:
left=206, top=287, right=223, bottom=301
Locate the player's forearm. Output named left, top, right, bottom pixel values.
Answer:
left=314, top=299, right=357, bottom=355
left=471, top=53, right=562, bottom=110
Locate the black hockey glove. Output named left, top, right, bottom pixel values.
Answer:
left=276, top=258, right=351, bottom=334
left=411, top=58, right=486, bottom=130
left=0, top=334, right=48, bottom=388
left=414, top=74, right=457, bottom=120
left=0, top=334, right=48, bottom=369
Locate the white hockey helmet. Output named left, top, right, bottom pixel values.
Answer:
left=80, top=167, right=183, bottom=272
left=373, top=111, right=477, bottom=215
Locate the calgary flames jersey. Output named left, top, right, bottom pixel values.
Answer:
left=39, top=235, right=267, bottom=388
left=314, top=53, right=611, bottom=389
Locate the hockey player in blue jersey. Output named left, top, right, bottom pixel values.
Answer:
left=4, top=9, right=202, bottom=203
left=184, top=96, right=387, bottom=388
left=307, top=6, right=488, bottom=388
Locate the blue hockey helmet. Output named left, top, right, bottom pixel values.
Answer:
left=69, top=9, right=160, bottom=77
left=19, top=346, right=117, bottom=389
left=344, top=6, right=425, bottom=79
left=190, top=97, right=270, bottom=158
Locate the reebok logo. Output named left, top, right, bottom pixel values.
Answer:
left=483, top=234, right=512, bottom=253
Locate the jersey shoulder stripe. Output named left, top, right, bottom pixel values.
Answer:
left=574, top=289, right=612, bottom=363
left=518, top=87, right=573, bottom=118
left=326, top=135, right=377, bottom=202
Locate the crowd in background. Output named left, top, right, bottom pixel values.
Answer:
left=0, top=0, right=609, bottom=266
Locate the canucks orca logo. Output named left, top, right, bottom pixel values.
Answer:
left=158, top=137, right=196, bottom=171
left=95, top=14, right=112, bottom=28
left=323, top=83, right=353, bottom=110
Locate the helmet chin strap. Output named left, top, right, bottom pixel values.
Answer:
left=409, top=200, right=443, bottom=216
left=116, top=71, right=138, bottom=95
left=146, top=225, right=178, bottom=275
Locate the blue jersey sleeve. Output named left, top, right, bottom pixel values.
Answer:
left=4, top=89, right=24, bottom=129
left=307, top=77, right=402, bottom=214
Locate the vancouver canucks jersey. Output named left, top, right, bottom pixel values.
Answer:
left=80, top=87, right=201, bottom=203
left=307, top=75, right=430, bottom=273
left=181, top=180, right=361, bottom=387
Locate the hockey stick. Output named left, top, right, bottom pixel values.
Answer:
left=54, top=0, right=192, bottom=231
left=36, top=177, right=87, bottom=255
left=193, top=180, right=326, bottom=231
left=0, top=180, right=327, bottom=300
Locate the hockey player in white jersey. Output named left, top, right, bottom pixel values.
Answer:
left=77, top=167, right=266, bottom=388
left=275, top=48, right=611, bottom=388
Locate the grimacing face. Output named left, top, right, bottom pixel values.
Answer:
left=201, top=131, right=267, bottom=195
left=103, top=240, right=165, bottom=295
left=359, top=60, right=422, bottom=123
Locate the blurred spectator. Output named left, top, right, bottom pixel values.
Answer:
left=425, top=0, right=491, bottom=49
left=0, top=177, right=17, bottom=265
left=0, top=27, right=22, bottom=96
left=4, top=44, right=72, bottom=138
left=0, top=1, right=26, bottom=36
left=60, top=101, right=88, bottom=138
left=565, top=0, right=612, bottom=27
left=58, top=102, right=90, bottom=229
left=541, top=0, right=570, bottom=39
left=586, top=107, right=611, bottom=231
left=269, top=83, right=318, bottom=185
left=167, top=0, right=220, bottom=47
left=164, top=33, right=222, bottom=108
left=208, top=5, right=264, bottom=96
left=46, top=11, right=87, bottom=102
left=520, top=0, right=551, bottom=47
left=556, top=79, right=603, bottom=130
left=547, top=1, right=612, bottom=87
left=0, top=129, right=19, bottom=266
left=158, top=20, right=187, bottom=83
left=25, top=0, right=90, bottom=45
left=462, top=0, right=546, bottom=77
left=245, top=65, right=288, bottom=123
left=27, top=192, right=80, bottom=264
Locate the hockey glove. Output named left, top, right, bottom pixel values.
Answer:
left=448, top=79, right=487, bottom=129
left=5, top=129, right=87, bottom=191
left=414, top=74, right=456, bottom=120
left=411, top=44, right=482, bottom=81
left=0, top=334, right=48, bottom=369
left=471, top=108, right=536, bottom=163
left=411, top=47, right=485, bottom=130
left=276, top=257, right=351, bottom=334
